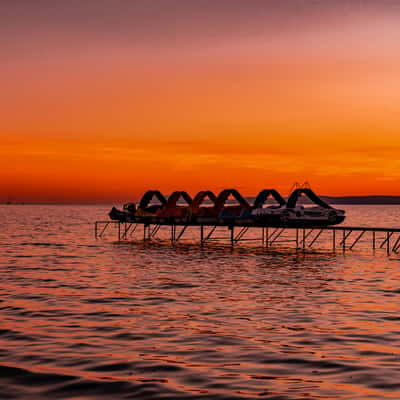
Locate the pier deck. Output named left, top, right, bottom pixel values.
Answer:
left=94, top=221, right=400, bottom=255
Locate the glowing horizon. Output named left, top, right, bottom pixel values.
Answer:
left=2, top=1, right=400, bottom=203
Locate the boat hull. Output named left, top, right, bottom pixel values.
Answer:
left=108, top=207, right=135, bottom=222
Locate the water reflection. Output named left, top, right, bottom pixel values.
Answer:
left=0, top=206, right=399, bottom=399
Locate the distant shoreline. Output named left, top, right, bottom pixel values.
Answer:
left=322, top=196, right=400, bottom=205
left=249, top=196, right=400, bottom=205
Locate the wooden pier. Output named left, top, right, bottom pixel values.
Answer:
left=94, top=221, right=400, bottom=255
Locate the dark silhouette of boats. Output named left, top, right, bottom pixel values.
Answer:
left=109, top=188, right=346, bottom=227
left=251, top=188, right=345, bottom=227
left=134, top=190, right=167, bottom=223
left=215, top=189, right=252, bottom=223
left=244, top=189, right=287, bottom=226
left=109, top=203, right=136, bottom=222
left=283, top=188, right=345, bottom=226
left=157, top=191, right=192, bottom=223
left=189, top=190, right=217, bottom=224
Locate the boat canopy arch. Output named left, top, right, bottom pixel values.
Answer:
left=165, top=191, right=192, bottom=209
left=160, top=191, right=192, bottom=218
left=253, top=189, right=286, bottom=209
left=215, top=189, right=251, bottom=212
left=287, top=188, right=332, bottom=209
left=139, top=190, right=167, bottom=210
left=190, top=191, right=217, bottom=213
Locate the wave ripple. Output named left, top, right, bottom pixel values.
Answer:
left=1, top=205, right=400, bottom=399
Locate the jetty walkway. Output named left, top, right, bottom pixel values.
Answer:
left=94, top=221, right=400, bottom=255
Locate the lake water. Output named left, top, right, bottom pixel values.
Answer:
left=0, top=205, right=399, bottom=399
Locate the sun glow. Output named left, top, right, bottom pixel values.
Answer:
left=1, top=3, right=400, bottom=202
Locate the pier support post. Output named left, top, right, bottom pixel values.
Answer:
left=392, top=235, right=400, bottom=253
left=387, top=232, right=390, bottom=255
left=200, top=225, right=204, bottom=246
left=333, top=229, right=336, bottom=252
left=230, top=226, right=234, bottom=247
left=296, top=228, right=299, bottom=249
left=372, top=231, right=376, bottom=251
left=171, top=225, right=175, bottom=242
left=144, top=224, right=149, bottom=241
left=342, top=230, right=346, bottom=252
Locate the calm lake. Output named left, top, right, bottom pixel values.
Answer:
left=0, top=205, right=399, bottom=399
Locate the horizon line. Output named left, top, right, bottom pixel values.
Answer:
left=3, top=194, right=400, bottom=206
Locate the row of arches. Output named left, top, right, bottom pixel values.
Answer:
left=134, top=188, right=327, bottom=219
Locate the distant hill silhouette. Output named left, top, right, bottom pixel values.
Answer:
left=322, top=196, right=400, bottom=205
left=245, top=196, right=400, bottom=205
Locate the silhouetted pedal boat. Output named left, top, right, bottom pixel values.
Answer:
left=252, top=188, right=345, bottom=227
left=134, top=190, right=167, bottom=223
left=284, top=188, right=345, bottom=226
left=215, top=189, right=252, bottom=224
left=188, top=190, right=217, bottom=224
left=109, top=203, right=136, bottom=222
left=156, top=191, right=192, bottom=224
left=249, top=189, right=288, bottom=226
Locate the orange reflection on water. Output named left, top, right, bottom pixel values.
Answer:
left=0, top=205, right=399, bottom=399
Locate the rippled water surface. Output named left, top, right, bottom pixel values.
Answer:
left=0, top=205, right=399, bottom=399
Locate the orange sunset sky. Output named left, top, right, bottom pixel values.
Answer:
left=1, top=1, right=400, bottom=203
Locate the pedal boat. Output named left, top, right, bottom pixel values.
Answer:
left=216, top=189, right=252, bottom=225
left=280, top=188, right=345, bottom=227
left=109, top=203, right=137, bottom=222
left=249, top=189, right=287, bottom=226
left=134, top=190, right=168, bottom=224
left=188, top=191, right=218, bottom=225
left=156, top=191, right=192, bottom=224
